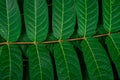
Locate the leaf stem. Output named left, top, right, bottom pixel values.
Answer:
left=0, top=32, right=119, bottom=45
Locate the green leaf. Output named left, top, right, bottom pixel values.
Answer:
left=102, top=0, right=120, bottom=32
left=24, top=0, right=49, bottom=42
left=0, top=0, right=21, bottom=42
left=106, top=34, right=120, bottom=78
left=0, top=45, right=23, bottom=80
left=52, top=0, right=75, bottom=39
left=76, top=0, right=98, bottom=37
left=27, top=44, right=54, bottom=80
left=81, top=38, right=114, bottom=80
left=53, top=42, right=82, bottom=80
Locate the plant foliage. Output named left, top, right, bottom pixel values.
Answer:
left=0, top=0, right=120, bottom=80
left=76, top=0, right=98, bottom=37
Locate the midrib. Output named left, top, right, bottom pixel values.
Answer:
left=59, top=1, right=70, bottom=79
left=34, top=1, right=42, bottom=79
left=59, top=42, right=70, bottom=80
left=84, top=0, right=87, bottom=37
left=35, top=44, right=42, bottom=80
left=109, top=0, right=112, bottom=33
left=60, top=0, right=64, bottom=40
left=85, top=39, right=102, bottom=80
left=34, top=0, right=37, bottom=42
left=8, top=44, right=11, bottom=80
left=6, top=0, right=10, bottom=42
left=6, top=0, right=11, bottom=80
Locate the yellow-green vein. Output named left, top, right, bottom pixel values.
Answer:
left=85, top=39, right=102, bottom=80
left=59, top=42, right=70, bottom=80
left=34, top=0, right=37, bottom=42
left=6, top=0, right=10, bottom=42
left=7, top=44, right=11, bottom=80
left=6, top=0, right=11, bottom=80
left=60, top=0, right=64, bottom=40
left=84, top=0, right=87, bottom=37
left=109, top=0, right=112, bottom=33
left=35, top=44, right=42, bottom=80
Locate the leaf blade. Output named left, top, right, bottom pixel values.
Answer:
left=81, top=38, right=114, bottom=80
left=0, top=45, right=23, bottom=80
left=27, top=44, right=54, bottom=80
left=0, top=0, right=21, bottom=42
left=52, top=0, right=75, bottom=39
left=53, top=42, right=82, bottom=80
left=24, top=0, right=49, bottom=42
left=103, top=0, right=120, bottom=32
left=106, top=34, right=120, bottom=78
left=76, top=0, right=98, bottom=37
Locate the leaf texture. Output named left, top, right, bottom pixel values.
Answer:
left=0, top=0, right=21, bottom=42
left=27, top=44, right=54, bottom=80
left=81, top=38, right=114, bottom=80
left=102, top=0, right=120, bottom=32
left=76, top=0, right=98, bottom=37
left=106, top=34, right=120, bottom=78
left=53, top=42, right=82, bottom=80
left=52, top=0, right=75, bottom=39
left=24, top=0, right=49, bottom=42
left=0, top=45, right=23, bottom=80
